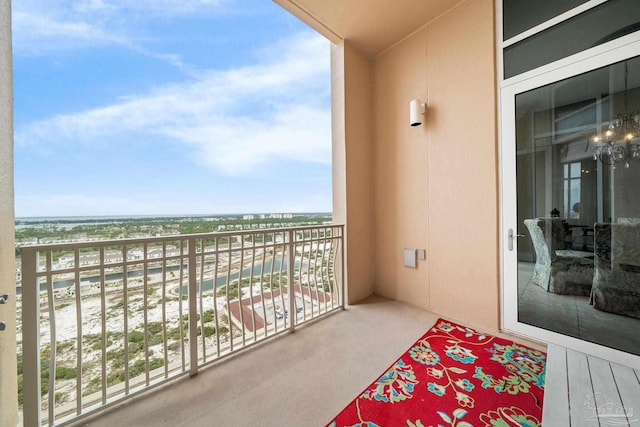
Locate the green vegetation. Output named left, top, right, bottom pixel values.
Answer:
left=216, top=280, right=241, bottom=299
left=55, top=366, right=77, bottom=380
left=17, top=345, right=78, bottom=405
left=15, top=213, right=336, bottom=408
left=111, top=300, right=125, bottom=310
left=147, top=321, right=163, bottom=335
left=83, top=331, right=124, bottom=351
left=168, top=326, right=183, bottom=340
left=203, top=309, right=215, bottom=322
left=56, top=340, right=75, bottom=355
left=198, top=326, right=216, bottom=337
left=83, top=357, right=166, bottom=397
left=55, top=392, right=65, bottom=404
left=16, top=213, right=332, bottom=247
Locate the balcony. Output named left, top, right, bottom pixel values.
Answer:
left=16, top=223, right=640, bottom=427
left=68, top=295, right=445, bottom=426
left=19, top=225, right=344, bottom=426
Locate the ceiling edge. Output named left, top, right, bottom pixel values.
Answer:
left=272, top=0, right=343, bottom=45
left=375, top=0, right=470, bottom=58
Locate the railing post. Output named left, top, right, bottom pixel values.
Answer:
left=21, top=248, right=41, bottom=427
left=339, top=226, right=346, bottom=310
left=288, top=230, right=295, bottom=333
left=188, top=238, right=198, bottom=376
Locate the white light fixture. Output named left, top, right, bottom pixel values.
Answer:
left=410, top=99, right=426, bottom=127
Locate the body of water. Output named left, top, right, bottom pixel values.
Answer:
left=175, top=258, right=296, bottom=295
left=17, top=257, right=301, bottom=295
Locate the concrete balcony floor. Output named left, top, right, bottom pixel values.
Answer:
left=73, top=295, right=544, bottom=427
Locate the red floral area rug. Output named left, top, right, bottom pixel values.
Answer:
left=327, top=318, right=546, bottom=427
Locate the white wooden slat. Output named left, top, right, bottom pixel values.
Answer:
left=588, top=355, right=630, bottom=427
left=611, top=362, right=640, bottom=426
left=543, top=346, right=640, bottom=427
left=567, top=348, right=595, bottom=426
left=542, top=344, right=571, bottom=427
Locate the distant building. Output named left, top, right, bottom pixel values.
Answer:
left=16, top=237, right=38, bottom=246
left=267, top=213, right=293, bottom=219
left=156, top=230, right=180, bottom=237
left=40, top=237, right=63, bottom=244
left=128, top=233, right=151, bottom=239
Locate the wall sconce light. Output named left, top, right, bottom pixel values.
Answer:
left=410, top=99, right=426, bottom=127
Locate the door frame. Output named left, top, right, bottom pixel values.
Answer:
left=499, top=32, right=640, bottom=369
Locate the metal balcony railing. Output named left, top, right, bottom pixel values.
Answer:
left=20, top=225, right=344, bottom=426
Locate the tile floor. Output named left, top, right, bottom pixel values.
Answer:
left=72, top=295, right=545, bottom=427
left=518, top=262, right=640, bottom=355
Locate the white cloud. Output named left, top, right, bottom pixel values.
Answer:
left=167, top=105, right=330, bottom=175
left=16, top=0, right=229, bottom=23
left=16, top=32, right=331, bottom=176
left=12, top=0, right=231, bottom=56
left=12, top=10, right=128, bottom=54
left=105, top=0, right=227, bottom=16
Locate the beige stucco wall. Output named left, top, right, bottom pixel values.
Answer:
left=0, top=1, right=18, bottom=425
left=371, top=26, right=430, bottom=308
left=370, top=0, right=499, bottom=331
left=332, top=42, right=375, bottom=304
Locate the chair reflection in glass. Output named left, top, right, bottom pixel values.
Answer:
left=524, top=218, right=593, bottom=295
left=591, top=222, right=640, bottom=318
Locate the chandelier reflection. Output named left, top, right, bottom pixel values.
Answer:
left=592, top=62, right=640, bottom=168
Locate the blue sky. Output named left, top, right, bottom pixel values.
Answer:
left=13, top=0, right=331, bottom=217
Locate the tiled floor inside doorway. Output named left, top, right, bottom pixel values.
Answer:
left=518, top=262, right=640, bottom=355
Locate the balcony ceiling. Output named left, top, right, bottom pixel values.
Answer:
left=274, top=0, right=467, bottom=57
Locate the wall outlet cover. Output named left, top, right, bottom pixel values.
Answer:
left=404, top=248, right=417, bottom=268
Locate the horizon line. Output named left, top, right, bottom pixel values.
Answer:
left=16, top=212, right=333, bottom=221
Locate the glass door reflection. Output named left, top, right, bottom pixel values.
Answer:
left=516, top=56, right=640, bottom=355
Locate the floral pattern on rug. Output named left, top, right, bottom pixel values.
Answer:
left=326, top=318, right=546, bottom=427
left=361, top=359, right=419, bottom=404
